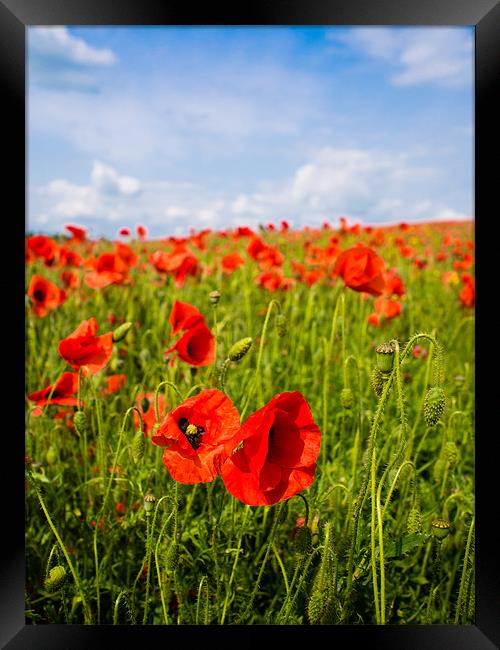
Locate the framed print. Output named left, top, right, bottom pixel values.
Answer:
left=3, top=0, right=499, bottom=647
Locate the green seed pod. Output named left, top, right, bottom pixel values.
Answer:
left=423, top=387, right=446, bottom=427
left=370, top=367, right=384, bottom=397
left=444, top=441, right=459, bottom=467
left=407, top=506, right=423, bottom=534
left=132, top=431, right=145, bottom=464
left=143, top=493, right=156, bottom=513
left=112, top=321, right=133, bottom=342
left=340, top=387, right=354, bottom=410
left=275, top=314, right=287, bottom=338
left=227, top=337, right=253, bottom=362
left=45, top=565, right=67, bottom=592
left=73, top=411, right=88, bottom=436
left=165, top=543, right=180, bottom=572
left=209, top=290, right=221, bottom=305
left=376, top=341, right=396, bottom=374
left=46, top=446, right=57, bottom=466
left=431, top=518, right=452, bottom=541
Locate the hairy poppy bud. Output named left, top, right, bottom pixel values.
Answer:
left=112, top=321, right=132, bottom=343
left=340, top=387, right=354, bottom=410
left=444, top=441, right=458, bottom=467
left=376, top=341, right=396, bottom=374
left=423, top=387, right=446, bottom=427
left=209, top=290, right=221, bottom=305
left=370, top=367, right=384, bottom=397
left=275, top=314, right=287, bottom=337
left=45, top=565, right=67, bottom=592
left=407, top=506, right=422, bottom=534
left=228, top=337, right=253, bottom=362
left=431, top=518, right=452, bottom=541
left=73, top=411, right=88, bottom=436
left=143, top=493, right=156, bottom=513
left=165, top=543, right=180, bottom=572
left=132, top=431, right=145, bottom=464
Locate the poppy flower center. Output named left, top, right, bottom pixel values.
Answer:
left=33, top=288, right=46, bottom=302
left=178, top=417, right=205, bottom=450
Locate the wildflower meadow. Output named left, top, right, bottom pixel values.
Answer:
left=25, top=217, right=475, bottom=625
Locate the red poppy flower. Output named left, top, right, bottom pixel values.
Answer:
left=84, top=252, right=130, bottom=288
left=221, top=391, right=322, bottom=506
left=27, top=275, right=66, bottom=317
left=133, top=391, right=168, bottom=435
left=64, top=224, right=87, bottom=241
left=28, top=372, right=79, bottom=414
left=58, top=247, right=83, bottom=267
left=103, top=374, right=127, bottom=395
left=60, top=269, right=80, bottom=290
left=150, top=248, right=198, bottom=288
left=26, top=235, right=59, bottom=266
left=58, top=317, right=113, bottom=374
left=169, top=301, right=204, bottom=336
left=136, top=224, right=148, bottom=240
left=334, top=244, right=386, bottom=296
left=164, top=320, right=215, bottom=367
left=459, top=275, right=475, bottom=308
left=247, top=236, right=268, bottom=260
left=373, top=296, right=402, bottom=320
left=118, top=227, right=131, bottom=237
left=152, top=388, right=240, bottom=484
left=222, top=252, right=245, bottom=274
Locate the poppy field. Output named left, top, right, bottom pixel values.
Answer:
left=25, top=217, right=475, bottom=625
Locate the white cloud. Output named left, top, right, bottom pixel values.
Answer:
left=29, top=27, right=117, bottom=66
left=334, top=27, right=473, bottom=88
left=29, top=147, right=471, bottom=237
left=90, top=161, right=141, bottom=196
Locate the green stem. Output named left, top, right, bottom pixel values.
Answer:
left=27, top=470, right=92, bottom=624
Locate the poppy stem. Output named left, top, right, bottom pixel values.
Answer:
left=240, top=299, right=280, bottom=422
left=235, top=502, right=284, bottom=624
left=26, top=469, right=93, bottom=624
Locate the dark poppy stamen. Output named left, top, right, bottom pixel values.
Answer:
left=178, top=418, right=205, bottom=449
left=33, top=289, right=45, bottom=302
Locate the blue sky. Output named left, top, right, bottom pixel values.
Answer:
left=27, top=26, right=474, bottom=238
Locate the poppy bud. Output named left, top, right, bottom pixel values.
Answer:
left=376, top=341, right=396, bottom=374
left=45, top=565, right=67, bottom=592
left=132, top=431, right=145, bottom=464
left=444, top=441, right=458, bottom=467
left=275, top=314, right=287, bottom=337
left=165, top=543, right=179, bottom=572
left=431, top=518, right=452, bottom=541
left=112, top=321, right=132, bottom=343
left=370, top=367, right=385, bottom=397
left=227, top=337, right=253, bottom=362
left=74, top=411, right=88, bottom=436
left=340, top=387, right=354, bottom=410
left=46, top=446, right=57, bottom=466
left=209, top=290, right=221, bottom=305
left=423, top=387, right=446, bottom=427
left=407, top=506, right=422, bottom=534
left=143, top=493, right=156, bottom=513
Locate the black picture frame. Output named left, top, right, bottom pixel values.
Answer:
left=5, top=0, right=499, bottom=647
